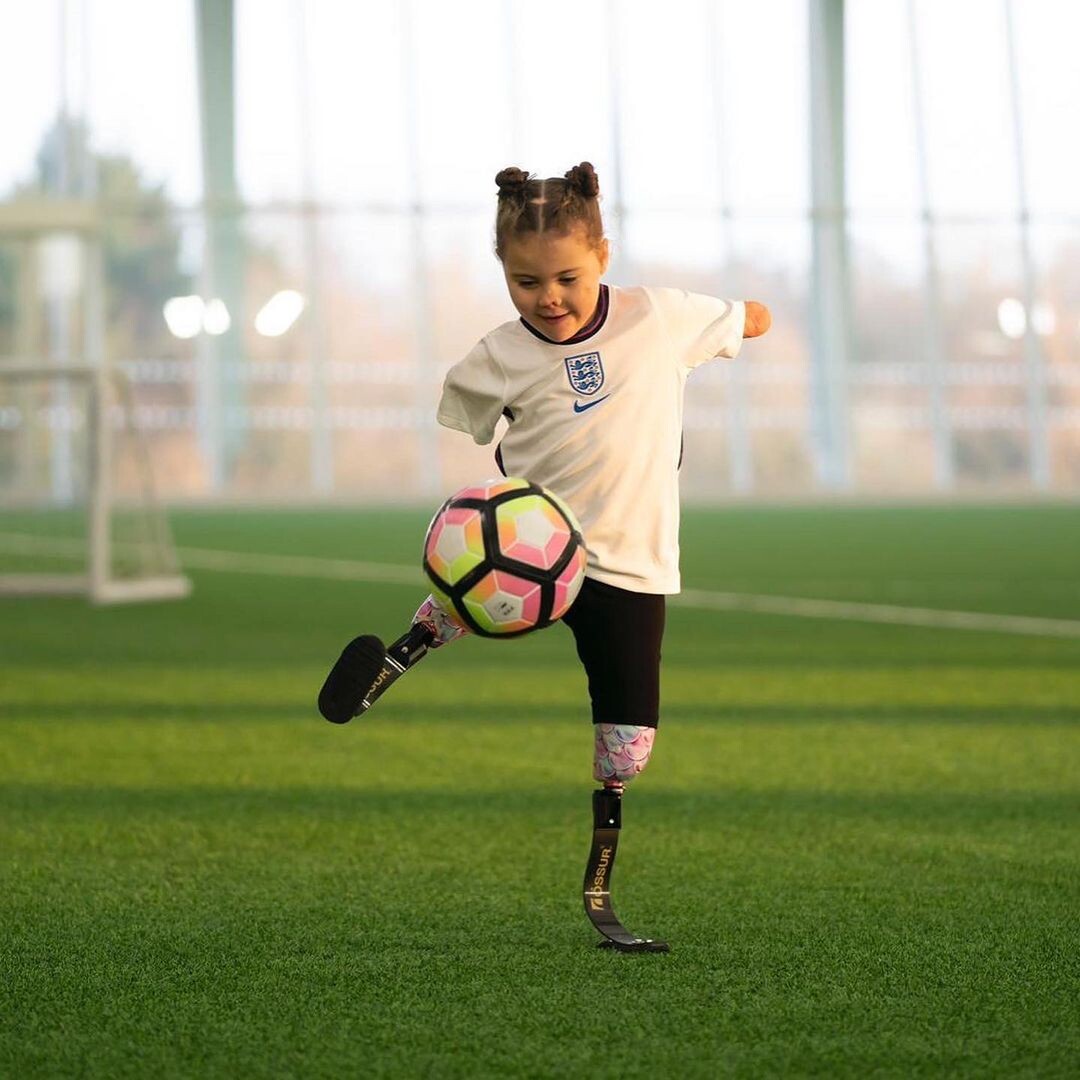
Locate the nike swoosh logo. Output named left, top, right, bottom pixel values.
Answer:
left=573, top=394, right=611, bottom=414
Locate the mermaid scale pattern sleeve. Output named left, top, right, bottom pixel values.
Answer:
left=437, top=340, right=507, bottom=446
left=593, top=725, right=656, bottom=784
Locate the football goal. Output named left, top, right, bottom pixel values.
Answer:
left=0, top=362, right=190, bottom=603
left=0, top=198, right=189, bottom=604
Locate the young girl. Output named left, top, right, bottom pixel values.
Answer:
left=320, top=160, right=769, bottom=823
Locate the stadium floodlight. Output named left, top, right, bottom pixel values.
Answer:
left=203, top=298, right=231, bottom=335
left=164, top=295, right=205, bottom=339
left=1031, top=302, right=1056, bottom=337
left=254, top=290, right=305, bottom=337
left=997, top=298, right=1026, bottom=340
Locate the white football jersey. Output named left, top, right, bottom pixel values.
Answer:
left=437, top=285, right=745, bottom=594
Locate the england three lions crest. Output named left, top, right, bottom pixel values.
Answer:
left=565, top=351, right=604, bottom=396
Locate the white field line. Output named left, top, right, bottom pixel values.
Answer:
left=0, top=531, right=424, bottom=586
left=175, top=546, right=424, bottom=585
left=2, top=530, right=1079, bottom=639
left=671, top=589, right=1080, bottom=640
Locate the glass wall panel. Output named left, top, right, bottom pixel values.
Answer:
left=10, top=0, right=1074, bottom=501
left=1031, top=224, right=1080, bottom=486
left=240, top=213, right=309, bottom=362
left=237, top=0, right=306, bottom=204
left=615, top=0, right=719, bottom=210
left=914, top=0, right=1017, bottom=216
left=1031, top=225, right=1080, bottom=369
left=619, top=210, right=727, bottom=277
left=319, top=213, right=417, bottom=366
left=410, top=0, right=512, bottom=205
left=317, top=213, right=421, bottom=495
left=507, top=2, right=612, bottom=177
left=424, top=211, right=512, bottom=492
left=936, top=224, right=1030, bottom=488
left=847, top=224, right=933, bottom=490
left=849, top=224, right=924, bottom=367
left=217, top=212, right=310, bottom=495
left=115, top=210, right=205, bottom=497
left=936, top=225, right=1025, bottom=372
left=717, top=0, right=808, bottom=213
left=0, top=4, right=62, bottom=196
left=86, top=0, right=201, bottom=204
left=846, top=0, right=919, bottom=216
left=1012, top=0, right=1080, bottom=217
left=0, top=239, right=20, bottom=357
left=740, top=236, right=814, bottom=496
left=304, top=2, right=412, bottom=207
left=424, top=211, right=507, bottom=362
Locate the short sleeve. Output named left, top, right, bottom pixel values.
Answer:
left=650, top=288, right=746, bottom=370
left=437, top=339, right=507, bottom=445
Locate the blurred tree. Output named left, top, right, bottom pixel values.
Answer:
left=0, top=245, right=15, bottom=356
left=96, top=151, right=193, bottom=350
left=0, top=115, right=192, bottom=360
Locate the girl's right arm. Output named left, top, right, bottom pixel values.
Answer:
left=436, top=340, right=507, bottom=446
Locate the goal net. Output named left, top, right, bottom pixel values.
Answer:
left=0, top=362, right=190, bottom=603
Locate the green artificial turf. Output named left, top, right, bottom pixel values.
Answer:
left=1, top=505, right=1079, bottom=1078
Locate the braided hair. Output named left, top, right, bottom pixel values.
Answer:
left=493, top=162, right=605, bottom=260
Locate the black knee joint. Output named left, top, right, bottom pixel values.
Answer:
left=592, top=787, right=622, bottom=831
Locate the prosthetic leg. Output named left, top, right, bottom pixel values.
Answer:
left=583, top=785, right=669, bottom=953
left=318, top=623, right=434, bottom=723
left=318, top=596, right=466, bottom=724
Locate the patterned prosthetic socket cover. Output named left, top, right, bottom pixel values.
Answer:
left=412, top=595, right=468, bottom=649
left=593, top=724, right=655, bottom=785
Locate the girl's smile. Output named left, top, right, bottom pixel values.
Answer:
left=502, top=229, right=610, bottom=342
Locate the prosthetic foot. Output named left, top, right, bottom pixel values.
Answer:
left=583, top=786, right=669, bottom=953
left=317, top=623, right=434, bottom=723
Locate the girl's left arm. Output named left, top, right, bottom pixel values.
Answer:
left=743, top=300, right=772, bottom=339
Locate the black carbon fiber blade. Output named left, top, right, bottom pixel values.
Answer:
left=318, top=624, right=435, bottom=724
left=318, top=634, right=388, bottom=723
left=583, top=788, right=670, bottom=953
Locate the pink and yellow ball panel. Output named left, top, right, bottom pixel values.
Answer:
left=461, top=569, right=544, bottom=635
left=495, top=493, right=575, bottom=571
left=424, top=505, right=486, bottom=588
left=451, top=477, right=531, bottom=503
left=551, top=543, right=588, bottom=621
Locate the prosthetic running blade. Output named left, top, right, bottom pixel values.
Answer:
left=583, top=787, right=670, bottom=953
left=318, top=625, right=433, bottom=724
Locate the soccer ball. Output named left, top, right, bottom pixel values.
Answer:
left=422, top=477, right=587, bottom=638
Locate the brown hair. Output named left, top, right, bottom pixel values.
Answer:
left=493, top=162, right=605, bottom=260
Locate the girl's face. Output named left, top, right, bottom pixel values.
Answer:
left=502, top=229, right=609, bottom=343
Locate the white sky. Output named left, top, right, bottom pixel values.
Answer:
left=1, top=0, right=1077, bottom=271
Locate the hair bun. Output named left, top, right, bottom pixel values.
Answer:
left=564, top=162, right=600, bottom=198
left=495, top=167, right=531, bottom=198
